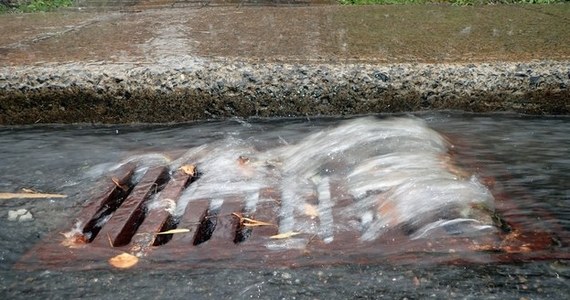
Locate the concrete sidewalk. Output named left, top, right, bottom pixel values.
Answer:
left=0, top=3, right=569, bottom=123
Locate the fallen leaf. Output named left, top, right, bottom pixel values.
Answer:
left=0, top=192, right=67, bottom=199
left=270, top=231, right=301, bottom=239
left=155, top=228, right=190, bottom=235
left=232, top=213, right=276, bottom=227
left=242, top=217, right=275, bottom=227
left=109, top=252, right=139, bottom=269
left=60, top=232, right=88, bottom=248
left=179, top=164, right=196, bottom=176
left=237, top=156, right=250, bottom=165
left=111, top=177, right=129, bottom=192
left=236, top=156, right=255, bottom=178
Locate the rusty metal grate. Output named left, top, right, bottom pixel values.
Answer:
left=15, top=159, right=569, bottom=271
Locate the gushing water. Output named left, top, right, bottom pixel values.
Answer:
left=118, top=117, right=497, bottom=247
left=2, top=113, right=568, bottom=299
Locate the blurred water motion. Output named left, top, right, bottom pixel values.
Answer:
left=120, top=117, right=497, bottom=247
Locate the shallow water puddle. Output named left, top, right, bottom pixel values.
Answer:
left=14, top=117, right=568, bottom=270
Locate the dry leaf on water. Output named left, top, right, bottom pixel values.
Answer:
left=155, top=228, right=190, bottom=235
left=179, top=164, right=196, bottom=176
left=232, top=213, right=276, bottom=227
left=109, top=252, right=139, bottom=269
left=270, top=231, right=301, bottom=239
left=236, top=156, right=255, bottom=178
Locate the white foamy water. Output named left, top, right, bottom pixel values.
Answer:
left=119, top=117, right=497, bottom=246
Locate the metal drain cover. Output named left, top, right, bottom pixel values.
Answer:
left=15, top=160, right=567, bottom=271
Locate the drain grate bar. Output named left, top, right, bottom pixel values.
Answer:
left=168, top=199, right=210, bottom=246
left=81, top=163, right=136, bottom=240
left=92, top=166, right=169, bottom=247
left=131, top=168, right=195, bottom=249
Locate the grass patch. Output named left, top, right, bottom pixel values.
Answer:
left=339, top=0, right=567, bottom=4
left=0, top=0, right=73, bottom=13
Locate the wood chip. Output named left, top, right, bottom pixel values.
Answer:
left=109, top=252, right=139, bottom=269
left=155, top=228, right=190, bottom=235
left=0, top=192, right=67, bottom=199
left=270, top=231, right=301, bottom=239
left=179, top=164, right=196, bottom=176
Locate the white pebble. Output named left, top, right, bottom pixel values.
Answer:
left=19, top=211, right=34, bottom=222
left=7, top=209, right=34, bottom=222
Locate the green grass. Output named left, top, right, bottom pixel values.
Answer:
left=339, top=0, right=566, bottom=4
left=0, top=0, right=73, bottom=13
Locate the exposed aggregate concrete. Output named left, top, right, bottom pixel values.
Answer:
left=1, top=59, right=569, bottom=124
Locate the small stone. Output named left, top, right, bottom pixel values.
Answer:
left=529, top=76, right=541, bottom=87
left=19, top=211, right=33, bottom=222
left=373, top=71, right=389, bottom=82
left=460, top=26, right=472, bottom=35
left=413, top=276, right=420, bottom=287
left=8, top=209, right=33, bottom=222
left=8, top=210, right=20, bottom=221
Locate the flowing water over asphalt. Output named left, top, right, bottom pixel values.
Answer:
left=0, top=112, right=569, bottom=298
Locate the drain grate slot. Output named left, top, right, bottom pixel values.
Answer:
left=92, top=166, right=169, bottom=247
left=193, top=208, right=217, bottom=246
left=234, top=215, right=252, bottom=244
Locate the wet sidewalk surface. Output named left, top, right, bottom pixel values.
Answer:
left=0, top=3, right=569, bottom=65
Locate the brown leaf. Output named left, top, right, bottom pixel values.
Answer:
left=237, top=156, right=250, bottom=165
left=60, top=232, right=88, bottom=248
left=232, top=213, right=276, bottom=227
left=111, top=177, right=128, bottom=192
left=179, top=164, right=196, bottom=176
left=236, top=156, right=255, bottom=177
left=109, top=252, right=139, bottom=269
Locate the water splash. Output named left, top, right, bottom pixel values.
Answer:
left=117, top=116, right=497, bottom=246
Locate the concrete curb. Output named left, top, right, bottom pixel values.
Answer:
left=1, top=59, right=568, bottom=124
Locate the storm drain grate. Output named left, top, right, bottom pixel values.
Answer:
left=16, top=161, right=569, bottom=271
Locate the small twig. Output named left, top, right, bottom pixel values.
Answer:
left=107, top=233, right=114, bottom=248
